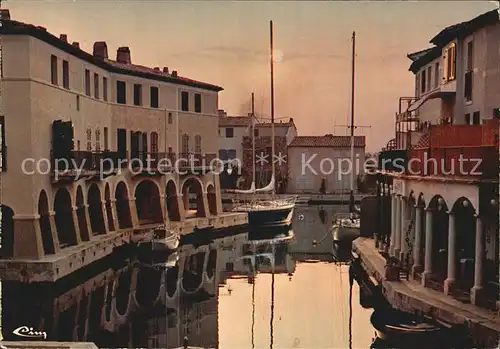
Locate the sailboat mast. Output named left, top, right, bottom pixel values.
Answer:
left=349, top=31, right=356, bottom=195
left=252, top=93, right=256, bottom=187
left=270, top=20, right=276, bottom=197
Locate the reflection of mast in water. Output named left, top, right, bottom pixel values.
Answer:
left=269, top=243, right=275, bottom=349
left=251, top=249, right=256, bottom=349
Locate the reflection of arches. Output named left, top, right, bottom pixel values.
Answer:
left=182, top=252, right=204, bottom=293
left=104, top=183, right=115, bottom=232
left=207, top=184, right=217, bottom=216
left=54, top=188, right=78, bottom=247
left=206, top=249, right=217, bottom=279
left=166, top=266, right=179, bottom=298
left=135, top=180, right=163, bottom=224
left=115, top=182, right=132, bottom=229
left=88, top=286, right=105, bottom=335
left=166, top=180, right=181, bottom=221
left=38, top=190, right=55, bottom=255
left=88, top=184, right=106, bottom=234
left=116, top=270, right=132, bottom=315
left=182, top=177, right=206, bottom=218
left=0, top=205, right=14, bottom=258
left=77, top=293, right=89, bottom=341
left=135, top=267, right=161, bottom=308
left=76, top=186, right=90, bottom=241
left=57, top=303, right=77, bottom=341
left=104, top=281, right=114, bottom=322
left=451, top=197, right=476, bottom=291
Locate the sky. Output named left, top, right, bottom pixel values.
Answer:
left=4, top=0, right=498, bottom=151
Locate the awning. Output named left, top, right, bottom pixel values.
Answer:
left=407, top=90, right=455, bottom=113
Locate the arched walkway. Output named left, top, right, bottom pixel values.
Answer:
left=166, top=180, right=181, bottom=221
left=38, top=190, right=55, bottom=255
left=135, top=180, right=163, bottom=224
left=76, top=186, right=90, bottom=241
left=104, top=184, right=115, bottom=232
left=0, top=205, right=14, bottom=258
left=427, top=195, right=449, bottom=289
left=115, top=182, right=132, bottom=229
left=88, top=184, right=106, bottom=234
left=207, top=184, right=218, bottom=216
left=54, top=188, right=78, bottom=247
left=182, top=177, right=206, bottom=218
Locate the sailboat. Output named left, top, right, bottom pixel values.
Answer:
left=230, top=21, right=296, bottom=228
left=331, top=31, right=361, bottom=244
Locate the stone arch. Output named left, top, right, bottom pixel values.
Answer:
left=0, top=205, right=14, bottom=258
left=451, top=196, right=477, bottom=292
left=104, top=183, right=115, bottom=232
left=38, top=190, right=56, bottom=255
left=75, top=186, right=90, bottom=241
left=427, top=194, right=449, bottom=288
left=115, top=181, right=132, bottom=229
left=181, top=176, right=206, bottom=218
left=206, top=184, right=218, bottom=216
left=88, top=183, right=106, bottom=234
left=166, top=180, right=181, bottom=221
left=54, top=188, right=78, bottom=247
left=417, top=193, right=426, bottom=208
left=134, top=180, right=163, bottom=224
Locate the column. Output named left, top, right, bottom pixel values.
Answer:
left=48, top=211, right=61, bottom=253
left=13, top=215, right=45, bottom=259
left=394, top=195, right=402, bottom=258
left=471, top=215, right=485, bottom=306
left=160, top=194, right=169, bottom=223
left=101, top=200, right=110, bottom=233
left=390, top=193, right=397, bottom=255
left=422, top=208, right=434, bottom=287
left=444, top=212, right=457, bottom=295
left=110, top=199, right=119, bottom=231
left=129, top=198, right=139, bottom=227
left=71, top=207, right=83, bottom=245
left=375, top=182, right=381, bottom=249
left=400, top=197, right=407, bottom=262
left=411, top=205, right=423, bottom=279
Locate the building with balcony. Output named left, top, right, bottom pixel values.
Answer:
left=287, top=134, right=366, bottom=194
left=218, top=112, right=297, bottom=191
left=375, top=8, right=500, bottom=311
left=0, top=10, right=226, bottom=279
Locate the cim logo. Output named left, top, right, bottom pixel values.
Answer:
left=12, top=326, right=47, bottom=340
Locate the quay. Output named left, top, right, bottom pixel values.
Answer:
left=353, top=238, right=500, bottom=347
left=221, top=192, right=366, bottom=205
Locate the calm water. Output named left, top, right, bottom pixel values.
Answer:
left=0, top=205, right=375, bottom=348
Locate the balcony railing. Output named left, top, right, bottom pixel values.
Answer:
left=52, top=150, right=121, bottom=172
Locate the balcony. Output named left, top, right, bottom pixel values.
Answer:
left=51, top=150, right=120, bottom=182
left=177, top=152, right=219, bottom=174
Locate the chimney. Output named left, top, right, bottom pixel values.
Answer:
left=59, top=34, right=68, bottom=42
left=116, top=47, right=131, bottom=64
left=172, top=70, right=178, bottom=77
left=72, top=42, right=80, bottom=49
left=0, top=10, right=11, bottom=20
left=163, top=67, right=169, bottom=74
left=289, top=117, right=294, bottom=123
left=93, top=41, right=108, bottom=60
left=154, top=67, right=160, bottom=71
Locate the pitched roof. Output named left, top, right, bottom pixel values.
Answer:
left=0, top=19, right=223, bottom=92
left=407, top=47, right=434, bottom=62
left=288, top=135, right=366, bottom=148
left=408, top=46, right=441, bottom=73
left=218, top=116, right=252, bottom=127
left=256, top=122, right=294, bottom=128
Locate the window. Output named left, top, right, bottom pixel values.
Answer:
left=467, top=41, right=474, bottom=72
left=85, top=69, right=91, bottom=96
left=426, top=66, right=431, bottom=92
left=434, top=62, right=439, bottom=88
left=150, top=132, right=158, bottom=155
left=94, top=73, right=99, bottom=99
left=445, top=43, right=456, bottom=81
left=254, top=128, right=259, bottom=137
left=181, top=91, right=189, bottom=111
left=103, top=77, right=108, bottom=101
left=182, top=134, right=189, bottom=154
left=227, top=149, right=236, bottom=159
left=415, top=73, right=420, bottom=98
left=95, top=128, right=100, bottom=151
left=116, top=81, right=126, bottom=104
left=76, top=95, right=80, bottom=111
left=219, top=149, right=228, bottom=161
left=150, top=86, right=159, bottom=108
left=62, top=60, right=69, bottom=89
left=86, top=128, right=92, bottom=151
left=133, top=84, right=142, bottom=106
left=0, top=116, right=6, bottom=171
left=465, top=113, right=471, bottom=124
left=472, top=111, right=480, bottom=125
left=50, top=55, right=58, bottom=85
left=117, top=128, right=127, bottom=159
left=103, top=127, right=109, bottom=151
left=465, top=41, right=473, bottom=102
left=225, top=128, right=234, bottom=138
left=194, top=135, right=201, bottom=153
left=168, top=112, right=173, bottom=124
left=420, top=70, right=426, bottom=94
left=194, top=93, right=201, bottom=113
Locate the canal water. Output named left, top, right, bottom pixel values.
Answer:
left=0, top=205, right=375, bottom=348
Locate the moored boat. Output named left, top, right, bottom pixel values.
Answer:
left=330, top=212, right=360, bottom=244
left=151, top=225, right=180, bottom=253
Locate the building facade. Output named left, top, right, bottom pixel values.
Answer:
left=377, top=9, right=500, bottom=309
left=0, top=11, right=224, bottom=271
left=287, top=135, right=366, bottom=194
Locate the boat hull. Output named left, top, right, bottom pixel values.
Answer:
left=151, top=236, right=180, bottom=253
left=247, top=205, right=294, bottom=228
left=331, top=224, right=360, bottom=243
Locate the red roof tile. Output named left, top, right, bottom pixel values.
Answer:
left=1, top=19, right=223, bottom=91
left=218, top=116, right=252, bottom=127
left=411, top=132, right=430, bottom=149
left=289, top=135, right=366, bottom=148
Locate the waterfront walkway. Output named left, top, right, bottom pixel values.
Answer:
left=353, top=237, right=500, bottom=347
